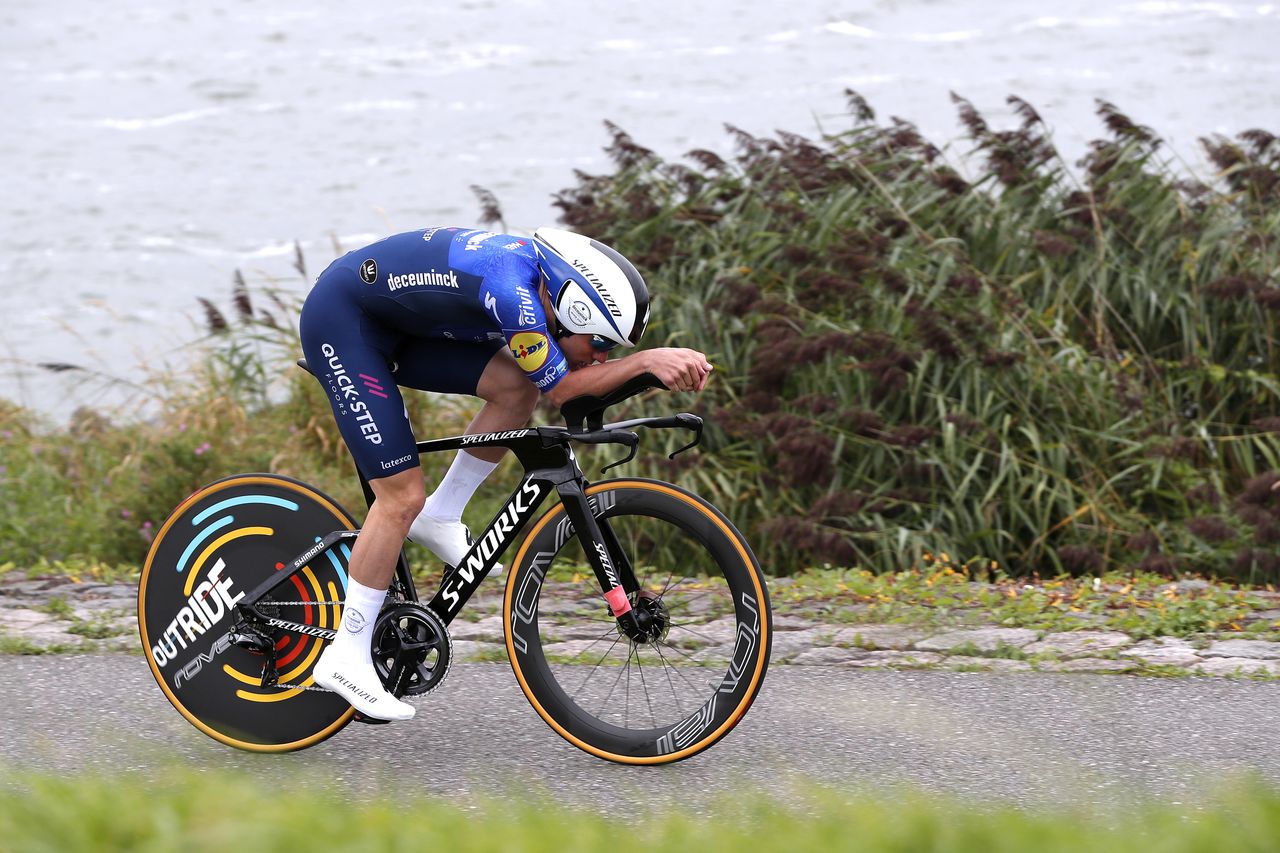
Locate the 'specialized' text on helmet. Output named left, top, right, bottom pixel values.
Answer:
left=532, top=227, right=650, bottom=348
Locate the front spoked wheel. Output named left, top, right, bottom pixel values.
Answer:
left=505, top=478, right=771, bottom=764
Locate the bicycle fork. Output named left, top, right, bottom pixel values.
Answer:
left=554, top=481, right=656, bottom=643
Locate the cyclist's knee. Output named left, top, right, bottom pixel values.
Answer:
left=497, top=374, right=539, bottom=415
left=477, top=354, right=539, bottom=413
left=509, top=378, right=539, bottom=413
left=369, top=471, right=426, bottom=529
left=377, top=494, right=426, bottom=532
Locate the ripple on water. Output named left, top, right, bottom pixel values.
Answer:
left=89, top=107, right=227, bottom=131
left=189, top=78, right=260, bottom=101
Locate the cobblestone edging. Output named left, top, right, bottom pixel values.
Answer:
left=4, top=575, right=1280, bottom=678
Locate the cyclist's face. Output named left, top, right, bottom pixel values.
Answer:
left=559, top=333, right=612, bottom=370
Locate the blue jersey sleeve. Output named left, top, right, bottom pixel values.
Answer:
left=479, top=252, right=570, bottom=392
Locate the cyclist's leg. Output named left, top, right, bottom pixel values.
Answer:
left=346, top=470, right=424, bottom=588
left=468, top=347, right=541, bottom=460
left=299, top=275, right=423, bottom=720
left=310, top=468, right=421, bottom=719
left=396, top=342, right=536, bottom=566
left=393, top=339, right=538, bottom=461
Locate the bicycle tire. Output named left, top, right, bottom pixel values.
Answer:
left=504, top=478, right=771, bottom=764
left=138, top=473, right=359, bottom=752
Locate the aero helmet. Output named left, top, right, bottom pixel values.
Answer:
left=532, top=227, right=650, bottom=348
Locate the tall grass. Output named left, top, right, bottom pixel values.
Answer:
left=553, top=94, right=1280, bottom=582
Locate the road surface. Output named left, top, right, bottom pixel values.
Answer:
left=2, top=655, right=1276, bottom=812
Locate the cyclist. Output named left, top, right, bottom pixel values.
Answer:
left=299, top=226, right=712, bottom=720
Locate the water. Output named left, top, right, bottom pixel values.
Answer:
left=3, top=0, right=1278, bottom=419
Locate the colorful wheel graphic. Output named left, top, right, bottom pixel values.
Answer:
left=139, top=474, right=360, bottom=751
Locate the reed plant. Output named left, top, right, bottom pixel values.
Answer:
left=554, top=94, right=1280, bottom=582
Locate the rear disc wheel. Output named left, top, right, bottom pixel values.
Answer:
left=138, top=474, right=359, bottom=752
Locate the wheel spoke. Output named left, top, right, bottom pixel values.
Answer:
left=619, top=648, right=634, bottom=727
left=649, top=642, right=689, bottom=716
left=560, top=625, right=627, bottom=665
left=571, top=634, right=628, bottom=703
left=663, top=621, right=729, bottom=647
left=650, top=637, right=710, bottom=666
left=511, top=488, right=770, bottom=762
left=650, top=641, right=719, bottom=695
left=633, top=644, right=657, bottom=728
left=656, top=572, right=687, bottom=599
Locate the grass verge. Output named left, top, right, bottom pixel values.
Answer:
left=1, top=768, right=1279, bottom=852
left=774, top=564, right=1280, bottom=639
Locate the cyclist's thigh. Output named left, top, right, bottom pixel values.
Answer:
left=300, top=273, right=419, bottom=480
left=391, top=337, right=505, bottom=396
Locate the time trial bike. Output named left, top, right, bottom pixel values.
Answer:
left=138, top=370, right=771, bottom=765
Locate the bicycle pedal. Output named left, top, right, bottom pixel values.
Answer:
left=351, top=711, right=393, bottom=726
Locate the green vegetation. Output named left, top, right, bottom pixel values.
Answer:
left=0, top=558, right=137, bottom=585
left=0, top=634, right=86, bottom=655
left=2, top=768, right=1279, bottom=852
left=554, top=95, right=1280, bottom=582
left=65, top=611, right=128, bottom=640
left=2, top=94, right=1278, bottom=582
left=38, top=597, right=73, bottom=619
left=775, top=563, right=1279, bottom=639
left=33, top=596, right=126, bottom=640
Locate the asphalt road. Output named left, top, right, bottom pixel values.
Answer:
left=2, top=655, right=1277, bottom=812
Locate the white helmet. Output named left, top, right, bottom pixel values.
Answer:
left=532, top=227, right=650, bottom=349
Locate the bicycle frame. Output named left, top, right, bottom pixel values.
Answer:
left=417, top=426, right=638, bottom=622
left=231, top=419, right=685, bottom=662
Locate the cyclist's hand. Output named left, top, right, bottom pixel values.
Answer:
left=644, top=348, right=713, bottom=392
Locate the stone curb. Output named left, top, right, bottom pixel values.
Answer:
left=4, top=576, right=1280, bottom=680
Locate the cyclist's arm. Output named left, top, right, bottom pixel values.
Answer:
left=542, top=347, right=712, bottom=407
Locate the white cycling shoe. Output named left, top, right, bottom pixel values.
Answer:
left=408, top=514, right=504, bottom=577
left=313, top=646, right=415, bottom=722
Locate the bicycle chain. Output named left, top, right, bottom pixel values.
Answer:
left=256, top=600, right=341, bottom=692
left=265, top=600, right=343, bottom=608
left=259, top=599, right=424, bottom=697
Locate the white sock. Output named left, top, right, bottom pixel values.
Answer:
left=331, top=577, right=386, bottom=665
left=421, top=451, right=498, bottom=522
left=316, top=577, right=414, bottom=721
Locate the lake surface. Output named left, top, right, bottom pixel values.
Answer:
left=3, top=0, right=1278, bottom=418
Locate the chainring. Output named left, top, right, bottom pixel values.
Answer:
left=371, top=602, right=452, bottom=697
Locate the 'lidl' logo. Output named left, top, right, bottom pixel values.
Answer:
left=510, top=332, right=550, bottom=371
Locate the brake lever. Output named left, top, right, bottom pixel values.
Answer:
left=601, top=432, right=640, bottom=474
left=668, top=413, right=704, bottom=459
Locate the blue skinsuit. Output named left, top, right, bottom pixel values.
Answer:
left=299, top=227, right=569, bottom=479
